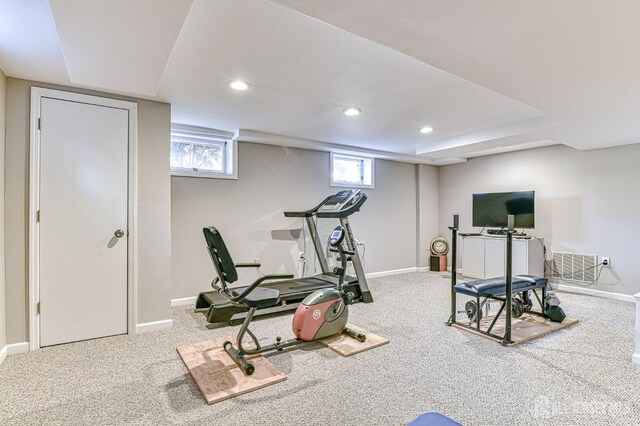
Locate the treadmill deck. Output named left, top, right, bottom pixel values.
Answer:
left=196, top=274, right=360, bottom=325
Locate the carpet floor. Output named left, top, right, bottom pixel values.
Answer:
left=0, top=272, right=639, bottom=425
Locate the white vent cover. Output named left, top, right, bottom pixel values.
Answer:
left=552, top=251, right=597, bottom=283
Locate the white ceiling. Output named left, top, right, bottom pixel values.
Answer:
left=1, top=0, right=639, bottom=164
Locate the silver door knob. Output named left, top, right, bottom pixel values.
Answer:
left=114, top=229, right=125, bottom=238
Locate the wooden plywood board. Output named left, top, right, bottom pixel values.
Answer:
left=452, top=314, right=579, bottom=346
left=177, top=335, right=286, bottom=404
left=319, top=323, right=389, bottom=356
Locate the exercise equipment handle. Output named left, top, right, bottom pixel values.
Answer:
left=235, top=262, right=261, bottom=268
left=329, top=247, right=355, bottom=255
left=284, top=195, right=333, bottom=217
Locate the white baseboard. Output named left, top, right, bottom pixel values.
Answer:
left=135, top=319, right=173, bottom=334
left=366, top=267, right=418, bottom=278
left=418, top=267, right=456, bottom=273
left=0, top=342, right=29, bottom=362
left=554, top=284, right=635, bottom=303
left=7, top=342, right=29, bottom=355
left=173, top=267, right=431, bottom=306
left=633, top=353, right=640, bottom=365
left=171, top=296, right=197, bottom=307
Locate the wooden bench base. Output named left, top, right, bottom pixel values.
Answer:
left=452, top=314, right=579, bottom=346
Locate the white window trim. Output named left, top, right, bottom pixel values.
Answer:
left=330, top=153, right=375, bottom=189
left=170, top=124, right=238, bottom=179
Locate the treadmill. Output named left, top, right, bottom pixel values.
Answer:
left=195, top=189, right=373, bottom=325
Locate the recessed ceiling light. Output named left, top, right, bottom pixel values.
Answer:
left=343, top=107, right=361, bottom=116
left=229, top=80, right=250, bottom=91
left=419, top=126, right=434, bottom=134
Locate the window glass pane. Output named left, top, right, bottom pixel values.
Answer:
left=331, top=154, right=373, bottom=188
left=333, top=156, right=362, bottom=183
left=361, top=159, right=372, bottom=185
left=170, top=141, right=224, bottom=172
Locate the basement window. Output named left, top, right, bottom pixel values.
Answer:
left=330, top=153, right=374, bottom=189
left=170, top=124, right=237, bottom=179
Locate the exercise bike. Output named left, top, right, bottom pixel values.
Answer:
left=213, top=225, right=366, bottom=376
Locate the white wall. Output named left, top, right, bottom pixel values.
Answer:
left=171, top=142, right=433, bottom=300
left=438, top=144, right=640, bottom=295
left=4, top=78, right=172, bottom=344
left=0, top=68, right=7, bottom=358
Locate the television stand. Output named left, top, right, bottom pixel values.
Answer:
left=461, top=235, right=543, bottom=278
left=486, top=228, right=527, bottom=237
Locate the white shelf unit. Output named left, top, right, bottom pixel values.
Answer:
left=461, top=235, right=544, bottom=279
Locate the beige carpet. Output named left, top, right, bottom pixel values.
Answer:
left=0, top=272, right=639, bottom=425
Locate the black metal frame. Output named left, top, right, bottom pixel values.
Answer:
left=223, top=306, right=302, bottom=375
left=459, top=288, right=548, bottom=342
left=446, top=214, right=548, bottom=346
left=207, top=225, right=366, bottom=376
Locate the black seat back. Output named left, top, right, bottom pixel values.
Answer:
left=203, top=227, right=238, bottom=286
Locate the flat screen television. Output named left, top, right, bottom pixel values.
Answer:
left=472, top=191, right=535, bottom=229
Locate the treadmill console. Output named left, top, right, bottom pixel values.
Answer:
left=285, top=189, right=367, bottom=219
left=328, top=226, right=345, bottom=246
left=319, top=189, right=363, bottom=212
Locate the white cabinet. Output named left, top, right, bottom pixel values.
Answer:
left=484, top=238, right=506, bottom=278
left=462, top=235, right=544, bottom=279
left=461, top=237, right=485, bottom=278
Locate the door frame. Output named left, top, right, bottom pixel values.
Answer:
left=29, top=87, right=138, bottom=351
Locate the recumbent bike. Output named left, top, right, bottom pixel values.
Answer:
left=204, top=225, right=366, bottom=376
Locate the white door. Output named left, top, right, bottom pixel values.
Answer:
left=39, top=97, right=129, bottom=347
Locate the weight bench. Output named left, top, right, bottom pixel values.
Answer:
left=446, top=214, right=555, bottom=345
left=454, top=275, right=547, bottom=298
left=454, top=275, right=548, bottom=341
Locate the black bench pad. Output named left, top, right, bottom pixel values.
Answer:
left=454, top=275, right=547, bottom=297
left=231, top=287, right=281, bottom=308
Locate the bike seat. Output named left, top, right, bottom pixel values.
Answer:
left=232, top=287, right=281, bottom=308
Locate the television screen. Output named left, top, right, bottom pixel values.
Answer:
left=472, top=191, right=535, bottom=229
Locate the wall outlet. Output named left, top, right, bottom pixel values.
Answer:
left=602, top=257, right=610, bottom=267
left=254, top=258, right=260, bottom=264
left=298, top=251, right=305, bottom=260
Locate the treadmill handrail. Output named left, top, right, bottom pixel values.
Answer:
left=284, top=195, right=333, bottom=217
left=316, top=192, right=367, bottom=219
left=329, top=247, right=355, bottom=256
left=235, top=262, right=261, bottom=268
left=220, top=274, right=294, bottom=303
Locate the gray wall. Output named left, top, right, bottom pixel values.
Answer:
left=0, top=69, right=6, bottom=352
left=416, top=164, right=440, bottom=268
left=171, top=142, right=432, bottom=300
left=438, top=144, right=640, bottom=295
left=4, top=78, right=172, bottom=344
